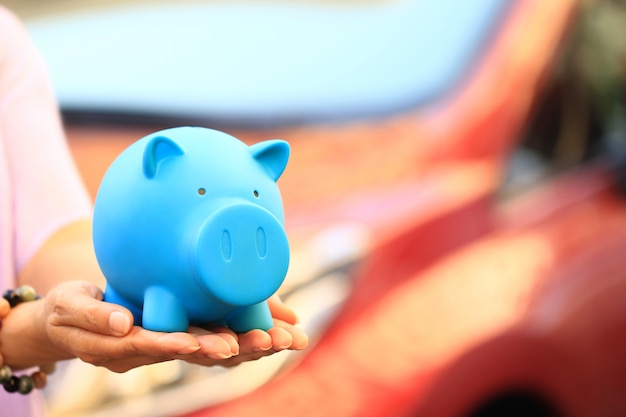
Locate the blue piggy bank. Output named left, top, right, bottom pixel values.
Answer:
left=92, top=127, right=290, bottom=333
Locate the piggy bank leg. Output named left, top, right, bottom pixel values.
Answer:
left=142, top=286, right=189, bottom=332
left=225, top=301, right=273, bottom=333
left=104, top=285, right=143, bottom=326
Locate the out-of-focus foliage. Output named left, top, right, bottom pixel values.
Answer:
left=522, top=0, right=626, bottom=170
left=573, top=0, right=625, bottom=126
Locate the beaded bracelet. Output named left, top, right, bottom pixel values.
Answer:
left=0, top=285, right=54, bottom=395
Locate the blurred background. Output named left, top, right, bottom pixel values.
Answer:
left=4, top=0, right=626, bottom=416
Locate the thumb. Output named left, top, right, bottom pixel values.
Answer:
left=45, top=281, right=134, bottom=337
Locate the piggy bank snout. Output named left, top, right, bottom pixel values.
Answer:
left=196, top=203, right=289, bottom=306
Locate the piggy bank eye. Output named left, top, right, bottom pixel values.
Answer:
left=198, top=188, right=206, bottom=196
left=253, top=190, right=259, bottom=198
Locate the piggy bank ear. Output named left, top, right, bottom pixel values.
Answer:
left=249, top=140, right=290, bottom=181
left=143, top=136, right=185, bottom=179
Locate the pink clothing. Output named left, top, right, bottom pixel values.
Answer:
left=0, top=7, right=92, bottom=416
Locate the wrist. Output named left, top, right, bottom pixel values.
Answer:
left=0, top=286, right=65, bottom=394
left=0, top=291, right=70, bottom=370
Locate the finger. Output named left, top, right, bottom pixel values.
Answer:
left=184, top=346, right=273, bottom=368
left=181, top=352, right=260, bottom=368
left=272, top=321, right=309, bottom=350
left=45, top=281, right=134, bottom=337
left=237, top=329, right=272, bottom=353
left=192, top=332, right=238, bottom=359
left=121, top=329, right=205, bottom=359
left=52, top=325, right=202, bottom=366
left=189, top=325, right=239, bottom=352
left=267, top=295, right=299, bottom=325
left=267, top=326, right=293, bottom=351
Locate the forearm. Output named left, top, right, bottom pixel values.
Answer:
left=6, top=219, right=106, bottom=370
left=17, top=219, right=105, bottom=295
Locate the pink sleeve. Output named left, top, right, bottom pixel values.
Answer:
left=0, top=7, right=92, bottom=273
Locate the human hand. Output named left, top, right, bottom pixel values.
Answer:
left=41, top=281, right=307, bottom=373
left=184, top=294, right=309, bottom=368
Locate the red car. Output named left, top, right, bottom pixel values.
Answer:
left=31, top=0, right=625, bottom=415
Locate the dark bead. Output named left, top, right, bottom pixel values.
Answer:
left=18, top=375, right=34, bottom=394
left=3, top=375, right=20, bottom=393
left=3, top=290, right=20, bottom=307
